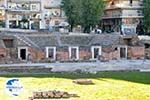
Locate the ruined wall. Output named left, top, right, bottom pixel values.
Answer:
left=102, top=50, right=120, bottom=60
left=56, top=47, right=69, bottom=61
left=128, top=46, right=145, bottom=60
left=101, top=47, right=120, bottom=60
left=5, top=46, right=145, bottom=63
left=28, top=47, right=91, bottom=62
left=0, top=48, right=6, bottom=57
left=28, top=48, right=45, bottom=61
left=79, top=48, right=91, bottom=60
left=6, top=48, right=17, bottom=59
left=145, top=48, right=150, bottom=59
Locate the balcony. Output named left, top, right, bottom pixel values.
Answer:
left=44, top=0, right=62, bottom=9
left=7, top=0, right=41, bottom=3
left=7, top=5, right=41, bottom=14
left=105, top=2, right=143, bottom=10
left=7, top=0, right=41, bottom=13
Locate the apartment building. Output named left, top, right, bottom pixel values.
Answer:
left=0, top=0, right=144, bottom=33
left=102, top=0, right=143, bottom=34
left=41, top=0, right=66, bottom=30
left=0, top=0, right=66, bottom=30
left=0, top=0, right=6, bottom=28
left=6, top=0, right=41, bottom=30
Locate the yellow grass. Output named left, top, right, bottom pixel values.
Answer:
left=0, top=72, right=150, bottom=100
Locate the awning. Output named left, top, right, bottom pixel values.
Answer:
left=59, top=22, right=69, bottom=27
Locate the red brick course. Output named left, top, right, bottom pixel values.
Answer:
left=79, top=49, right=91, bottom=60
left=0, top=48, right=6, bottom=57
left=128, top=46, right=145, bottom=59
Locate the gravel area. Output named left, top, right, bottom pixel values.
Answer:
left=0, top=60, right=150, bottom=73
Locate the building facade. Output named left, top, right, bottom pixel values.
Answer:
left=0, top=0, right=66, bottom=30
left=6, top=0, right=41, bottom=30
left=0, top=0, right=144, bottom=34
left=41, top=0, right=66, bottom=30
left=102, top=0, right=144, bottom=34
left=0, top=32, right=145, bottom=64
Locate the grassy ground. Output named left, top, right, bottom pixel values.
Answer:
left=0, top=72, right=150, bottom=100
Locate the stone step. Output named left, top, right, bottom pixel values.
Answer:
left=0, top=67, right=52, bottom=74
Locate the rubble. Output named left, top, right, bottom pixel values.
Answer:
left=73, top=79, right=94, bottom=85
left=30, top=90, right=78, bottom=100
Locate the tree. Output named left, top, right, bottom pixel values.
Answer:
left=61, top=0, right=105, bottom=33
left=81, top=0, right=105, bottom=33
left=61, top=0, right=82, bottom=32
left=143, top=0, right=150, bottom=34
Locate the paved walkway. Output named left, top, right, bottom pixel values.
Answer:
left=0, top=60, right=150, bottom=72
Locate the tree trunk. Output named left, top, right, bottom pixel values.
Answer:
left=68, top=22, right=74, bottom=32
left=70, top=25, right=73, bottom=32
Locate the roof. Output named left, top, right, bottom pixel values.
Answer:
left=25, top=34, right=123, bottom=48
left=0, top=32, right=126, bottom=49
left=90, top=34, right=122, bottom=46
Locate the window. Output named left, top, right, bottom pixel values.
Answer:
left=31, top=5, right=37, bottom=10
left=55, top=21, right=59, bottom=25
left=91, top=46, right=102, bottom=59
left=46, top=47, right=56, bottom=60
left=18, top=47, right=28, bottom=60
left=69, top=47, right=79, bottom=60
left=129, top=0, right=133, bottom=5
left=3, top=39, right=14, bottom=48
left=31, top=4, right=40, bottom=11
left=145, top=44, right=150, bottom=49
left=118, top=46, right=128, bottom=59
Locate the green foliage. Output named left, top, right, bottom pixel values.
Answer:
left=81, top=0, right=105, bottom=33
left=61, top=0, right=82, bottom=32
left=61, top=0, right=105, bottom=33
left=143, top=0, right=150, bottom=33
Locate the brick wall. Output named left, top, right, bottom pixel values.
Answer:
left=0, top=48, right=6, bottom=57
left=102, top=50, right=120, bottom=60
left=28, top=48, right=45, bottom=61
left=102, top=47, right=120, bottom=60
left=57, top=51, right=69, bottom=61
left=145, top=48, right=150, bottom=59
left=56, top=47, right=69, bottom=61
left=22, top=46, right=145, bottom=62
left=128, top=46, right=145, bottom=59
left=79, top=49, right=91, bottom=60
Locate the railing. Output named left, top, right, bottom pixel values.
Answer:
left=0, top=28, right=38, bottom=33
left=7, top=0, right=41, bottom=3
left=106, top=3, right=143, bottom=10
